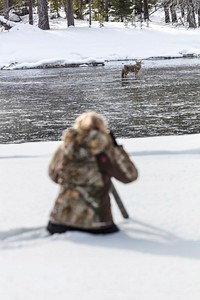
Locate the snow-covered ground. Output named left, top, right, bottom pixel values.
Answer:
left=1, top=10, right=200, bottom=69
left=0, top=134, right=200, bottom=300
left=0, top=12, right=200, bottom=300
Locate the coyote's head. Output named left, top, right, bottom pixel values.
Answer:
left=135, top=60, right=142, bottom=66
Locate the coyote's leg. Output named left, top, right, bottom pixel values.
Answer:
left=135, top=71, right=139, bottom=79
left=122, top=68, right=125, bottom=78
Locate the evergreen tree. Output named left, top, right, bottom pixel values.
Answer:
left=110, top=0, right=132, bottom=21
left=73, top=0, right=84, bottom=19
left=92, top=0, right=106, bottom=23
left=50, top=0, right=60, bottom=17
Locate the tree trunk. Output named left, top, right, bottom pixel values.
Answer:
left=78, top=0, right=84, bottom=20
left=29, top=0, right=33, bottom=25
left=143, top=0, right=149, bottom=20
left=3, top=0, right=9, bottom=19
left=38, top=0, right=50, bottom=30
left=89, top=0, right=92, bottom=26
left=105, top=0, right=109, bottom=21
left=66, top=0, right=75, bottom=27
left=164, top=4, right=170, bottom=23
left=170, top=1, right=177, bottom=23
left=187, top=0, right=196, bottom=28
left=180, top=3, right=185, bottom=18
left=198, top=7, right=200, bottom=27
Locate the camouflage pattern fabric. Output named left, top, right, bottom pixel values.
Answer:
left=48, top=127, right=138, bottom=229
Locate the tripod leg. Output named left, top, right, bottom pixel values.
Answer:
left=110, top=181, right=129, bottom=219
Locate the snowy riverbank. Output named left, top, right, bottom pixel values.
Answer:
left=1, top=15, right=200, bottom=70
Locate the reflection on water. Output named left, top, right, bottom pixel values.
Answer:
left=0, top=59, right=200, bottom=143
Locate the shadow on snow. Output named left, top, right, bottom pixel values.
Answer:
left=0, top=219, right=199, bottom=260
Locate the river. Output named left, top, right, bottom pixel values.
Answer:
left=0, top=58, right=200, bottom=143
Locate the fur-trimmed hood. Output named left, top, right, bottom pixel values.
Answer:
left=61, top=127, right=114, bottom=160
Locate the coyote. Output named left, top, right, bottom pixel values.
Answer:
left=121, top=60, right=142, bottom=79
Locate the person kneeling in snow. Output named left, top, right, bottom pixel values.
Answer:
left=47, top=111, right=138, bottom=235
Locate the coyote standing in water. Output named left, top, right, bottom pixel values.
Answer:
left=121, top=60, right=142, bottom=79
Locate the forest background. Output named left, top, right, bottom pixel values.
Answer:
left=0, top=0, right=199, bottom=32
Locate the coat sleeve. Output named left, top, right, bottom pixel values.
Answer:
left=48, top=146, right=64, bottom=183
left=96, top=146, right=138, bottom=183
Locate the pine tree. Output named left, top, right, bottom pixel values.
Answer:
left=110, top=0, right=132, bottom=22
left=73, top=0, right=84, bottom=19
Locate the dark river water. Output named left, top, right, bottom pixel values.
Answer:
left=0, top=59, right=200, bottom=144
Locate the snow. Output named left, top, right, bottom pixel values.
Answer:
left=1, top=12, right=200, bottom=69
left=0, top=135, right=200, bottom=299
left=0, top=13, right=200, bottom=300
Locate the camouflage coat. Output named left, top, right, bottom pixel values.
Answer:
left=48, top=128, right=138, bottom=230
